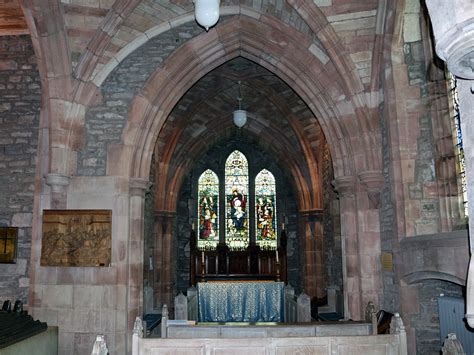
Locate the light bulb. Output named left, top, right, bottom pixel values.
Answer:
left=194, top=0, right=220, bottom=31
left=233, top=110, right=247, bottom=128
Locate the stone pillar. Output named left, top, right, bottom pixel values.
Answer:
left=333, top=176, right=361, bottom=320
left=334, top=172, right=384, bottom=320
left=45, top=173, right=70, bottom=208
left=154, top=211, right=176, bottom=314
left=458, top=79, right=474, bottom=328
left=300, top=209, right=325, bottom=299
left=358, top=171, right=384, bottom=312
left=425, top=0, right=474, bottom=328
left=127, top=178, right=150, bottom=346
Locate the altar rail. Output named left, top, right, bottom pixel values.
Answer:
left=132, top=314, right=407, bottom=355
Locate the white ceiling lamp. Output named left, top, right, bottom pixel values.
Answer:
left=194, top=0, right=220, bottom=31
left=233, top=81, right=247, bottom=128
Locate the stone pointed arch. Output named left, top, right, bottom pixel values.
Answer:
left=112, top=16, right=367, bottom=185
left=105, top=14, right=385, bottom=320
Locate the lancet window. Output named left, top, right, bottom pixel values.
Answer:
left=255, top=169, right=277, bottom=250
left=197, top=150, right=278, bottom=250
left=448, top=73, right=468, bottom=218
left=225, top=150, right=249, bottom=249
left=197, top=169, right=219, bottom=250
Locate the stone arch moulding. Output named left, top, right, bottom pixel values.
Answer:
left=403, top=271, right=466, bottom=287
left=103, top=14, right=384, bottom=321
left=110, top=15, right=371, bottom=184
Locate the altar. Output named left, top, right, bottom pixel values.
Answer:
left=197, top=281, right=284, bottom=323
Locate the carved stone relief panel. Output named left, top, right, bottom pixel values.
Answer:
left=41, top=210, right=112, bottom=267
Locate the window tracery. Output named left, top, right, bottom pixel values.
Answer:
left=197, top=151, right=278, bottom=250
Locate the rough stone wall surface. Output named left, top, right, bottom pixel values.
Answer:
left=380, top=100, right=400, bottom=313
left=174, top=137, right=301, bottom=293
left=0, top=35, right=40, bottom=305
left=176, top=175, right=192, bottom=293
left=403, top=39, right=440, bottom=236
left=143, top=153, right=156, bottom=306
left=77, top=22, right=203, bottom=176
left=322, top=144, right=342, bottom=290
left=411, top=280, right=463, bottom=355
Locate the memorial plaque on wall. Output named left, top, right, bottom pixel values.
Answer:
left=0, top=227, right=18, bottom=263
left=41, top=210, right=112, bottom=267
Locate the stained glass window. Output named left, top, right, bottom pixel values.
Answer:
left=255, top=169, right=277, bottom=250
left=448, top=72, right=468, bottom=218
left=198, top=169, right=219, bottom=249
left=225, top=150, right=249, bottom=250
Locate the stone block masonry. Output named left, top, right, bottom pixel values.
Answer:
left=78, top=22, right=204, bottom=176
left=0, top=35, right=41, bottom=305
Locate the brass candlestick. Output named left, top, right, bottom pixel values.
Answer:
left=201, top=251, right=206, bottom=281
left=276, top=260, right=281, bottom=282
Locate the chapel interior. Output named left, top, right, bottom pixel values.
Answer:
left=0, top=0, right=473, bottom=354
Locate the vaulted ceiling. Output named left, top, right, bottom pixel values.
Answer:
left=157, top=56, right=326, bottom=200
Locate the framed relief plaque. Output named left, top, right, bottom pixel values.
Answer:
left=41, top=210, right=112, bottom=267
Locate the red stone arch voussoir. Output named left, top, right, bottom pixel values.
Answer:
left=112, top=16, right=368, bottom=189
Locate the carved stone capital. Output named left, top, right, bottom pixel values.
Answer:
left=300, top=208, right=324, bottom=220
left=45, top=173, right=70, bottom=193
left=358, top=170, right=384, bottom=192
left=129, top=178, right=152, bottom=197
left=332, top=176, right=357, bottom=197
left=154, top=210, right=176, bottom=223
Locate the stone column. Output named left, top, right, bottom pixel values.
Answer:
left=154, top=211, right=176, bottom=314
left=300, top=209, right=325, bottom=299
left=127, top=178, right=150, bottom=344
left=425, top=0, right=474, bottom=328
left=45, top=173, right=70, bottom=208
left=333, top=176, right=361, bottom=319
left=458, top=79, right=474, bottom=328
left=358, top=171, right=384, bottom=312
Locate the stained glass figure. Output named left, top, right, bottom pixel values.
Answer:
left=198, top=169, right=219, bottom=249
left=255, top=169, right=277, bottom=250
left=225, top=150, right=249, bottom=249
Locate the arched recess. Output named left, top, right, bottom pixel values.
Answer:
left=109, top=15, right=384, bottom=319
left=153, top=73, right=322, bottom=215
left=113, top=15, right=365, bottom=184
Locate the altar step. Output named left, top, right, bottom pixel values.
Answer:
left=163, top=321, right=373, bottom=339
left=133, top=314, right=408, bottom=355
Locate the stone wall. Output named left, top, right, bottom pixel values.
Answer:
left=0, top=35, right=41, bottom=305
left=78, top=21, right=203, bottom=176
left=381, top=4, right=468, bottom=352
left=403, top=37, right=440, bottom=235
left=380, top=99, right=400, bottom=313
left=322, top=144, right=342, bottom=290
left=143, top=153, right=156, bottom=313
left=411, top=280, right=463, bottom=354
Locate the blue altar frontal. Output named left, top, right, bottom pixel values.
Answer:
left=197, top=281, right=284, bottom=323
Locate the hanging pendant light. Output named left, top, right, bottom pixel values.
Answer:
left=233, top=81, right=247, bottom=128
left=194, top=0, right=220, bottom=31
